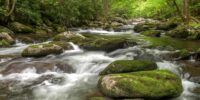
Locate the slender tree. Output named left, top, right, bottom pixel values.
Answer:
left=4, top=0, right=16, bottom=17
left=183, top=0, right=190, bottom=24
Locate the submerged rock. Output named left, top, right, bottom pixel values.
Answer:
left=98, top=70, right=183, bottom=99
left=100, top=60, right=157, bottom=75
left=0, top=74, right=65, bottom=97
left=22, top=42, right=72, bottom=57
left=0, top=61, right=74, bottom=75
left=9, top=22, right=34, bottom=33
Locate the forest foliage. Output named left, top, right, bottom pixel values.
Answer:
left=0, top=0, right=199, bottom=26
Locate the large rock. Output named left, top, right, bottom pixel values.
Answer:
left=98, top=70, right=183, bottom=99
left=54, top=33, right=137, bottom=52
left=53, top=31, right=86, bottom=41
left=0, top=32, right=15, bottom=47
left=9, top=22, right=34, bottom=33
left=22, top=42, right=72, bottom=57
left=100, top=60, right=157, bottom=75
left=134, top=22, right=157, bottom=33
left=156, top=22, right=178, bottom=31
left=141, top=30, right=161, bottom=37
left=0, top=26, right=14, bottom=35
left=166, top=25, right=189, bottom=38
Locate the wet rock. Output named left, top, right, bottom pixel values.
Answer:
left=81, top=36, right=137, bottom=52
left=54, top=33, right=137, bottom=52
left=0, top=61, right=74, bottom=75
left=35, top=29, right=47, bottom=35
left=55, top=25, right=66, bottom=33
left=192, top=87, right=200, bottom=95
left=113, top=25, right=134, bottom=32
left=156, top=22, right=178, bottom=31
left=98, top=70, right=183, bottom=99
left=53, top=31, right=86, bottom=41
left=9, top=22, right=34, bottom=33
left=133, top=22, right=157, bottom=33
left=21, top=43, right=65, bottom=57
left=141, top=30, right=161, bottom=37
left=173, top=49, right=191, bottom=60
left=0, top=74, right=65, bottom=97
left=0, top=32, right=15, bottom=47
left=187, top=28, right=200, bottom=40
left=110, top=22, right=124, bottom=28
left=111, top=17, right=127, bottom=25
left=15, top=35, right=35, bottom=43
left=181, top=61, right=200, bottom=83
left=0, top=26, right=14, bottom=36
left=88, top=97, right=107, bottom=100
left=166, top=25, right=189, bottom=38
left=100, top=60, right=157, bottom=75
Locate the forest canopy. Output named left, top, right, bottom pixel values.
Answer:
left=0, top=0, right=199, bottom=26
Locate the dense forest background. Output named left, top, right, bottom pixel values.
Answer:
left=0, top=0, right=199, bottom=27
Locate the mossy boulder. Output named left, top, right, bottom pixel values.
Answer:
left=187, top=28, right=200, bottom=40
left=141, top=30, right=161, bottom=37
left=88, top=97, right=106, bottom=100
left=98, top=70, right=183, bottom=99
left=53, top=31, right=86, bottom=41
left=54, top=33, right=137, bottom=52
left=156, top=21, right=178, bottom=31
left=0, top=26, right=14, bottom=35
left=80, top=36, right=137, bottom=52
left=172, top=49, right=191, bottom=60
left=9, top=22, right=34, bottom=33
left=134, top=22, right=157, bottom=33
left=100, top=60, right=157, bottom=75
left=166, top=25, right=189, bottom=38
left=0, top=32, right=15, bottom=47
left=22, top=42, right=72, bottom=57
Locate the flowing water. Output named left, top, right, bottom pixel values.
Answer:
left=0, top=26, right=200, bottom=100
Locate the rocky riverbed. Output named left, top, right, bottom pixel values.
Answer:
left=0, top=18, right=200, bottom=100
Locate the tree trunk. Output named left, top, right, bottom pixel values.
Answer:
left=5, top=0, right=16, bottom=17
left=172, top=0, right=185, bottom=21
left=102, top=0, right=110, bottom=19
left=183, top=0, right=190, bottom=24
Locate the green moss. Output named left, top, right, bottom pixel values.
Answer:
left=100, top=60, right=157, bottom=75
left=9, top=22, right=34, bottom=33
left=137, top=35, right=200, bottom=51
left=0, top=39, right=10, bottom=47
left=88, top=97, right=106, bottom=100
left=156, top=21, right=178, bottom=31
left=49, top=41, right=72, bottom=50
left=22, top=43, right=64, bottom=57
left=179, top=49, right=190, bottom=57
left=0, top=26, right=14, bottom=35
left=98, top=70, right=183, bottom=99
left=141, top=30, right=161, bottom=37
left=134, top=22, right=158, bottom=33
left=54, top=33, right=137, bottom=52
left=166, top=25, right=189, bottom=38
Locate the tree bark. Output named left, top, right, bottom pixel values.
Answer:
left=5, top=0, right=16, bottom=17
left=183, top=0, right=190, bottom=24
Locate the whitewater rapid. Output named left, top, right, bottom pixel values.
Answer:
left=0, top=29, right=199, bottom=100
